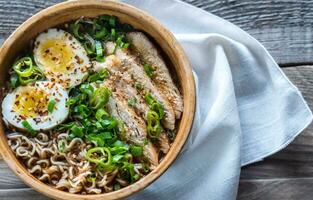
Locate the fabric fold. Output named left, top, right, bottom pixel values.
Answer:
left=121, top=0, right=313, bottom=199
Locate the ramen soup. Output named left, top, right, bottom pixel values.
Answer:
left=1, top=15, right=183, bottom=194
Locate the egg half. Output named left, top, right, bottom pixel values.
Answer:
left=33, top=28, right=91, bottom=88
left=2, top=81, right=69, bottom=131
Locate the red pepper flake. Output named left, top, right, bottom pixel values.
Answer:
left=74, top=55, right=83, bottom=64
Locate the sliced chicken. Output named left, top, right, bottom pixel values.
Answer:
left=92, top=64, right=171, bottom=154
left=112, top=72, right=171, bottom=154
left=103, top=42, right=176, bottom=130
left=158, top=132, right=171, bottom=154
left=96, top=80, right=159, bottom=167
left=143, top=142, right=158, bottom=167
left=126, top=32, right=183, bottom=119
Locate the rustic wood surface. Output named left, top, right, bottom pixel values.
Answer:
left=0, top=0, right=312, bottom=199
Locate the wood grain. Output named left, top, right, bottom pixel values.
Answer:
left=0, top=0, right=313, bottom=65
left=238, top=178, right=313, bottom=200
left=1, top=0, right=313, bottom=65
left=1, top=0, right=313, bottom=200
left=183, top=0, right=313, bottom=65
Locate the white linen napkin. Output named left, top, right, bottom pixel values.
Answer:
left=119, top=0, right=313, bottom=199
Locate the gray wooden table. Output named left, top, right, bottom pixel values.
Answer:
left=0, top=0, right=313, bottom=199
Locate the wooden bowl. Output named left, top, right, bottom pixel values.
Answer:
left=0, top=0, right=196, bottom=199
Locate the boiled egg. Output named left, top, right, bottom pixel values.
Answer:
left=33, top=28, right=91, bottom=88
left=2, top=81, right=69, bottom=131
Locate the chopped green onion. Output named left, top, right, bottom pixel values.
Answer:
left=86, top=147, right=114, bottom=171
left=80, top=83, right=94, bottom=97
left=95, top=40, right=105, bottom=62
left=95, top=108, right=109, bottom=121
left=95, top=27, right=108, bottom=40
left=47, top=99, right=56, bottom=113
left=130, top=145, right=143, bottom=157
left=143, top=138, right=149, bottom=145
left=135, top=82, right=143, bottom=91
left=21, top=120, right=36, bottom=136
left=143, top=64, right=155, bottom=77
left=86, top=134, right=104, bottom=147
left=86, top=147, right=111, bottom=163
left=66, top=97, right=78, bottom=107
left=144, top=93, right=155, bottom=105
left=110, top=28, right=117, bottom=40
left=83, top=33, right=96, bottom=55
left=144, top=92, right=164, bottom=119
left=90, top=87, right=111, bottom=109
left=13, top=57, right=34, bottom=77
left=121, top=162, right=139, bottom=183
left=146, top=111, right=161, bottom=138
left=88, top=69, right=110, bottom=82
left=86, top=174, right=97, bottom=182
left=70, top=124, right=84, bottom=138
left=109, top=140, right=129, bottom=155
left=100, top=118, right=118, bottom=129
left=71, top=19, right=85, bottom=40
left=73, top=104, right=91, bottom=118
left=12, top=57, right=44, bottom=86
left=141, top=163, right=150, bottom=173
left=86, top=132, right=114, bottom=147
left=151, top=102, right=165, bottom=119
left=112, top=154, right=124, bottom=163
left=116, top=36, right=129, bottom=49
left=109, top=16, right=116, bottom=27
left=10, top=74, right=19, bottom=89
left=122, top=43, right=130, bottom=49
left=58, top=140, right=66, bottom=153
left=100, top=132, right=113, bottom=139
left=127, top=97, right=137, bottom=107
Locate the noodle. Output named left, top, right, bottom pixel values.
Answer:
left=7, top=132, right=133, bottom=194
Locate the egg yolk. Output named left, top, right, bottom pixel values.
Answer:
left=38, top=39, right=74, bottom=73
left=13, top=87, right=49, bottom=118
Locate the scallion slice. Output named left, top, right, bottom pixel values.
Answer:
left=47, top=99, right=56, bottom=113
left=21, top=120, right=36, bottom=136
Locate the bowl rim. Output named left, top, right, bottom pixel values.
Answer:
left=0, top=0, right=196, bottom=199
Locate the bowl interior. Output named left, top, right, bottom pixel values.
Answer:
left=0, top=1, right=195, bottom=199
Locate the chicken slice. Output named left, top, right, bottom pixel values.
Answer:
left=126, top=32, right=183, bottom=119
left=113, top=72, right=171, bottom=154
left=95, top=80, right=159, bottom=167
left=103, top=42, right=176, bottom=130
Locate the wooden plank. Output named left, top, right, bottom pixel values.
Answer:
left=184, top=0, right=313, bottom=65
left=0, top=0, right=313, bottom=65
left=0, top=161, right=26, bottom=189
left=238, top=178, right=313, bottom=200
left=0, top=188, right=50, bottom=200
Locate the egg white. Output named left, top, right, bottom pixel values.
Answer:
left=33, top=28, right=91, bottom=88
left=1, top=81, right=69, bottom=131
